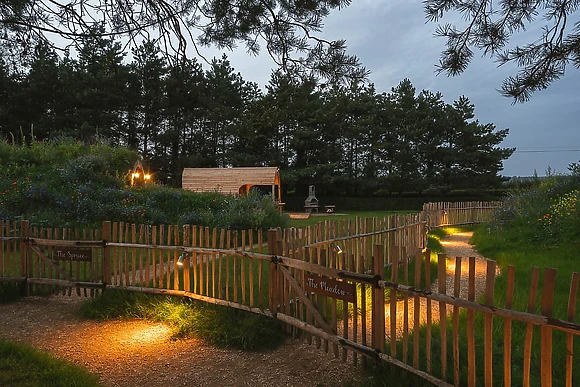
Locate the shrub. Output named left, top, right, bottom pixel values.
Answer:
left=189, top=302, right=285, bottom=350
left=0, top=139, right=288, bottom=231
left=0, top=282, right=23, bottom=304
left=489, top=167, right=580, bottom=245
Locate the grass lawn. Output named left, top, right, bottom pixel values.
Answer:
left=287, top=210, right=416, bottom=228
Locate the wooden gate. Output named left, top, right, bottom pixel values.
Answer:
left=1, top=220, right=111, bottom=296
left=265, top=229, right=392, bottom=370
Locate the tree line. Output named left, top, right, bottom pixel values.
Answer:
left=0, top=36, right=514, bottom=197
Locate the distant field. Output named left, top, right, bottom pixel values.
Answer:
left=286, top=210, right=415, bottom=228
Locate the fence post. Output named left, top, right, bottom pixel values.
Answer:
left=0, top=220, right=4, bottom=278
left=20, top=220, right=30, bottom=295
left=540, top=267, right=557, bottom=387
left=102, top=221, right=111, bottom=288
left=371, top=243, right=385, bottom=356
left=267, top=229, right=279, bottom=317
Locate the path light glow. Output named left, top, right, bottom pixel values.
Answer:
left=123, top=323, right=172, bottom=345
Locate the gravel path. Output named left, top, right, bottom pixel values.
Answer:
left=380, top=230, right=496, bottom=341
left=0, top=231, right=490, bottom=386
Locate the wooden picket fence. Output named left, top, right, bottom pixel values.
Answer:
left=0, top=201, right=579, bottom=386
left=422, top=201, right=504, bottom=228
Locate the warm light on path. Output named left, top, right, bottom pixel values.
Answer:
left=118, top=323, right=173, bottom=346
left=345, top=231, right=498, bottom=342
left=391, top=231, right=499, bottom=338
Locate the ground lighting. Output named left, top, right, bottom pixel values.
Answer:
left=177, top=252, right=189, bottom=266
left=329, top=242, right=343, bottom=254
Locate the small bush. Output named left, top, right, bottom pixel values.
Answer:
left=79, top=288, right=150, bottom=319
left=490, top=170, right=580, bottom=245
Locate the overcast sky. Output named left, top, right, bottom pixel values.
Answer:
left=192, top=1, right=580, bottom=177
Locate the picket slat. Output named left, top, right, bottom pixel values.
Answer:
left=504, top=266, right=515, bottom=387
left=452, top=257, right=461, bottom=387
left=467, top=256, right=476, bottom=387
left=484, top=260, right=497, bottom=387
left=425, top=249, right=433, bottom=374
left=413, top=252, right=422, bottom=369
left=4, top=202, right=579, bottom=387
left=566, top=272, right=579, bottom=387
left=523, top=267, right=540, bottom=387
left=438, top=253, right=447, bottom=380
left=540, top=268, right=557, bottom=387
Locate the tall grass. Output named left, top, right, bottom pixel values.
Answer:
left=0, top=339, right=101, bottom=387
left=366, top=192, right=580, bottom=387
left=0, top=282, right=24, bottom=304
left=79, top=289, right=285, bottom=350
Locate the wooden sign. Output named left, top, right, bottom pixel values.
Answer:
left=304, top=273, right=355, bottom=303
left=53, top=248, right=92, bottom=262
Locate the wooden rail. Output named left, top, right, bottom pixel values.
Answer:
left=2, top=201, right=578, bottom=386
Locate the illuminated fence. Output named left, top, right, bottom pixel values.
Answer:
left=422, top=201, right=504, bottom=228
left=2, top=202, right=579, bottom=386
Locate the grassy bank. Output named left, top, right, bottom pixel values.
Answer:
left=366, top=222, right=579, bottom=386
left=0, top=339, right=101, bottom=387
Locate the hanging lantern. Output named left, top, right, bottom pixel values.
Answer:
left=130, top=160, right=153, bottom=187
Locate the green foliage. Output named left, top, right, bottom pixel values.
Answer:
left=0, top=139, right=288, bottom=230
left=0, top=339, right=101, bottom=387
left=79, top=288, right=151, bottom=319
left=468, top=223, right=580, bottom=386
left=360, top=362, right=435, bottom=387
left=1, top=0, right=366, bottom=87
left=187, top=302, right=285, bottom=350
left=1, top=40, right=511, bottom=196
left=490, top=170, right=580, bottom=245
left=367, top=218, right=580, bottom=386
left=425, top=227, right=448, bottom=254
left=425, top=226, right=470, bottom=253
left=0, top=138, right=137, bottom=227
left=0, top=282, right=24, bottom=304
left=465, top=172, right=580, bottom=386
left=79, top=289, right=285, bottom=350
left=425, top=0, right=580, bottom=102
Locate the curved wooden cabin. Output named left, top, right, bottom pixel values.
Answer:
left=181, top=167, right=282, bottom=202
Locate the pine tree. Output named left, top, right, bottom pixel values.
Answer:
left=425, top=0, right=580, bottom=102
left=0, top=0, right=367, bottom=84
